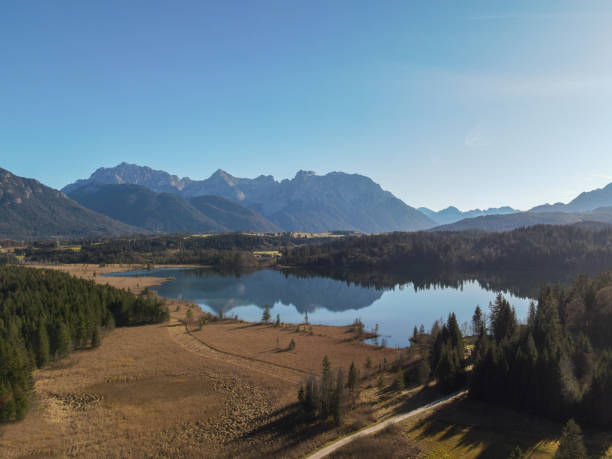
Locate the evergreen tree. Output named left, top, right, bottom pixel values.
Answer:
left=275, top=313, right=280, bottom=327
left=410, top=325, right=419, bottom=345
left=35, top=321, right=50, bottom=367
left=347, top=361, right=359, bottom=395
left=262, top=305, right=271, bottom=323
left=55, top=321, right=71, bottom=358
left=554, top=419, right=587, bottom=459
left=472, top=305, right=485, bottom=336
left=332, top=368, right=345, bottom=425
left=320, top=355, right=333, bottom=419
left=489, top=294, right=518, bottom=342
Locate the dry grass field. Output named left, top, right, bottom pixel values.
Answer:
left=0, top=264, right=429, bottom=458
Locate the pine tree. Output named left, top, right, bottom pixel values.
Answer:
left=472, top=305, right=485, bottom=336
left=262, top=305, right=271, bottom=323
left=35, top=321, right=50, bottom=367
left=332, top=368, right=345, bottom=425
left=347, top=361, right=359, bottom=395
left=554, top=419, right=587, bottom=459
left=55, top=321, right=71, bottom=358
left=489, top=294, right=518, bottom=342
left=320, top=356, right=333, bottom=419
left=275, top=314, right=280, bottom=327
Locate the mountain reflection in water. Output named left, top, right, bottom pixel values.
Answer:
left=110, top=266, right=590, bottom=347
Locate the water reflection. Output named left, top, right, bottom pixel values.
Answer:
left=110, top=266, right=595, bottom=347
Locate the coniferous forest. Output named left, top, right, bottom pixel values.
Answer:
left=469, top=272, right=612, bottom=427
left=282, top=225, right=612, bottom=271
left=0, top=266, right=168, bottom=421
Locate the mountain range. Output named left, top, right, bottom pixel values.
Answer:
left=418, top=206, right=519, bottom=226
left=3, top=162, right=612, bottom=240
left=62, top=163, right=435, bottom=233
left=431, top=183, right=612, bottom=232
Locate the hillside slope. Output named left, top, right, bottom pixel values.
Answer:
left=433, top=208, right=612, bottom=232
left=0, top=168, right=142, bottom=240
left=68, top=183, right=227, bottom=233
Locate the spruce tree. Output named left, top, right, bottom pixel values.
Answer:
left=554, top=419, right=587, bottom=459
left=262, top=305, right=271, bottom=323
left=55, top=321, right=71, bottom=358
left=472, top=305, right=485, bottom=336
left=347, top=361, right=359, bottom=395
left=332, top=368, right=345, bottom=425
left=35, top=321, right=50, bottom=367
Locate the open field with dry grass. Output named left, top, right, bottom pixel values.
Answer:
left=9, top=263, right=599, bottom=458
left=1, top=263, right=436, bottom=458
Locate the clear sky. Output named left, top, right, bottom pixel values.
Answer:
left=2, top=1, right=612, bottom=211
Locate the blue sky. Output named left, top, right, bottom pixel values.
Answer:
left=1, top=1, right=612, bottom=211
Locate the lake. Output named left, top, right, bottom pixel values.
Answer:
left=110, top=267, right=539, bottom=347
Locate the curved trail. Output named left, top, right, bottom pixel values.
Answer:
left=166, top=318, right=305, bottom=383
left=306, top=390, right=468, bottom=459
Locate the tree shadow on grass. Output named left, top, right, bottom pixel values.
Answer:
left=228, top=403, right=341, bottom=458
left=406, top=399, right=562, bottom=458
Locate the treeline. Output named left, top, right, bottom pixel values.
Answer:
left=0, top=266, right=168, bottom=421
left=469, top=272, right=612, bottom=427
left=282, top=225, right=612, bottom=271
left=19, top=233, right=332, bottom=267
left=286, top=265, right=589, bottom=301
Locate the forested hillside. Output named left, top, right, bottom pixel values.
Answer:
left=19, top=233, right=336, bottom=266
left=0, top=267, right=168, bottom=421
left=282, top=225, right=612, bottom=271
left=470, top=272, right=612, bottom=427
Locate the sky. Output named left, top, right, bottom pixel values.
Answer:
left=1, top=1, right=612, bottom=211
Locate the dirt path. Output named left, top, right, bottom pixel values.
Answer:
left=166, top=317, right=305, bottom=385
left=306, top=391, right=468, bottom=459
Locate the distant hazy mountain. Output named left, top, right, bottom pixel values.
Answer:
left=0, top=168, right=142, bottom=240
left=64, top=163, right=435, bottom=233
left=68, top=183, right=280, bottom=233
left=189, top=195, right=280, bottom=233
left=530, top=182, right=612, bottom=213
left=433, top=208, right=612, bottom=232
left=418, top=206, right=518, bottom=225
left=68, top=183, right=226, bottom=233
